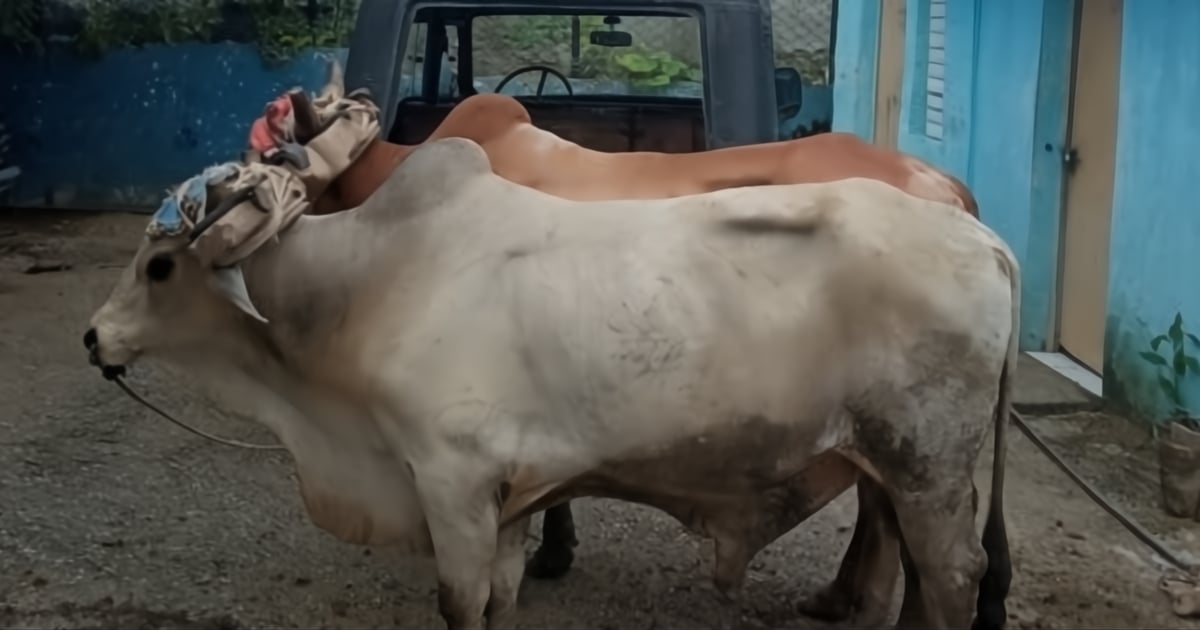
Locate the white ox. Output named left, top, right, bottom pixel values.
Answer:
left=86, top=138, right=1018, bottom=630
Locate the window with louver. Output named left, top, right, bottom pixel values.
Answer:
left=924, top=0, right=946, bottom=141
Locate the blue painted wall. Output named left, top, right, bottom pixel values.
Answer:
left=836, top=0, right=1200, bottom=420
left=889, top=0, right=1072, bottom=351
left=3, top=41, right=830, bottom=211
left=831, top=0, right=879, bottom=139
left=1104, top=0, right=1200, bottom=421
left=1, top=44, right=346, bottom=211
left=963, top=0, right=1073, bottom=351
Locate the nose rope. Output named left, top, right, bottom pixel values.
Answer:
left=109, top=375, right=285, bottom=451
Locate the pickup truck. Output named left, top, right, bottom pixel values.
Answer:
left=344, top=0, right=833, bottom=153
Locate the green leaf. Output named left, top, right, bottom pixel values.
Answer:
left=1188, top=333, right=1200, bottom=347
left=658, top=58, right=687, bottom=76
left=1170, top=312, right=1185, bottom=345
left=634, top=73, right=672, bottom=87
left=615, top=53, right=656, bottom=73
left=1187, top=356, right=1200, bottom=373
left=1151, top=334, right=1169, bottom=351
left=1139, top=350, right=1169, bottom=367
left=1176, top=348, right=1189, bottom=376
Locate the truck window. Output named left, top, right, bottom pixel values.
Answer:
left=770, top=0, right=835, bottom=139
left=399, top=21, right=462, bottom=101
left=469, top=15, right=704, bottom=100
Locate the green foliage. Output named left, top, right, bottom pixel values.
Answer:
left=612, top=49, right=700, bottom=87
left=72, top=0, right=356, bottom=64
left=495, top=14, right=580, bottom=57
left=247, top=0, right=358, bottom=66
left=76, top=0, right=222, bottom=57
left=1139, top=311, right=1200, bottom=429
left=484, top=15, right=701, bottom=88
left=0, top=0, right=44, bottom=53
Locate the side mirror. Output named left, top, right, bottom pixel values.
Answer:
left=590, top=30, right=632, bottom=47
left=774, top=66, right=805, bottom=120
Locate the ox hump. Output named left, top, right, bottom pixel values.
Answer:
left=400, top=137, right=492, bottom=182
left=370, top=137, right=494, bottom=212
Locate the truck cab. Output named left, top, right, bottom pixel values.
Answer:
left=344, top=0, right=832, bottom=152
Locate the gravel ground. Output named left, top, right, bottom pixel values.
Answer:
left=1, top=210, right=1199, bottom=629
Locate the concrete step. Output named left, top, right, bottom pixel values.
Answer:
left=1014, top=352, right=1104, bottom=415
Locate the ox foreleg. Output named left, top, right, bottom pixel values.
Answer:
left=526, top=502, right=578, bottom=580
left=799, top=480, right=901, bottom=627
left=486, top=514, right=532, bottom=630
left=416, top=467, right=524, bottom=630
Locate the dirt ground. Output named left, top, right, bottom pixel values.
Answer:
left=2, top=210, right=1199, bottom=629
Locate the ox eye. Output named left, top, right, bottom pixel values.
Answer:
left=145, top=255, right=175, bottom=282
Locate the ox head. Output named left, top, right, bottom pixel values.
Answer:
left=85, top=161, right=309, bottom=373
left=245, top=59, right=381, bottom=207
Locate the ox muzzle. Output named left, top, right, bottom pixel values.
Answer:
left=82, top=327, right=126, bottom=381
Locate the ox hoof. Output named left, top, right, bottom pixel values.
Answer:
left=525, top=544, right=575, bottom=580
left=796, top=584, right=854, bottom=623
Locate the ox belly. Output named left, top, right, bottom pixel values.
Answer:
left=518, top=431, right=862, bottom=549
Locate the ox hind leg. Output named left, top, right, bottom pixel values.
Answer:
left=852, top=398, right=993, bottom=628
left=883, top=468, right=984, bottom=629
left=798, top=479, right=902, bottom=627
left=526, top=502, right=579, bottom=579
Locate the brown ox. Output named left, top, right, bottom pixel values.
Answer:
left=247, top=82, right=990, bottom=626
left=254, top=92, right=978, bottom=219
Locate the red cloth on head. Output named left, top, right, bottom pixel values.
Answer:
left=248, top=94, right=294, bottom=153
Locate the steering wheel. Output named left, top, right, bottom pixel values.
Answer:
left=493, top=64, right=575, bottom=99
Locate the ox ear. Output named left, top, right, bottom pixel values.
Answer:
left=212, top=265, right=269, bottom=323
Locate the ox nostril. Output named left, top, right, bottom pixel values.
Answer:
left=83, top=328, right=97, bottom=350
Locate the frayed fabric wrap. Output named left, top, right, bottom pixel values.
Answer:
left=245, top=58, right=382, bottom=201
left=291, top=98, right=380, bottom=199
left=145, top=161, right=311, bottom=322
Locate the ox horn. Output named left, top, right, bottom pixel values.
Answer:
left=316, top=57, right=346, bottom=104
left=287, top=89, right=323, bottom=145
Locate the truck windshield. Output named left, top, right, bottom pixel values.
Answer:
left=469, top=14, right=704, bottom=99
left=398, top=13, right=705, bottom=101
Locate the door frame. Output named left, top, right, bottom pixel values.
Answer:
left=1051, top=0, right=1122, bottom=372
left=1018, top=0, right=1078, bottom=352
left=872, top=0, right=906, bottom=147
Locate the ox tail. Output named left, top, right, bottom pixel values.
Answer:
left=973, top=247, right=1019, bottom=630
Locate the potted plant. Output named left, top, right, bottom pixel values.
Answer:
left=1140, top=311, right=1200, bottom=519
